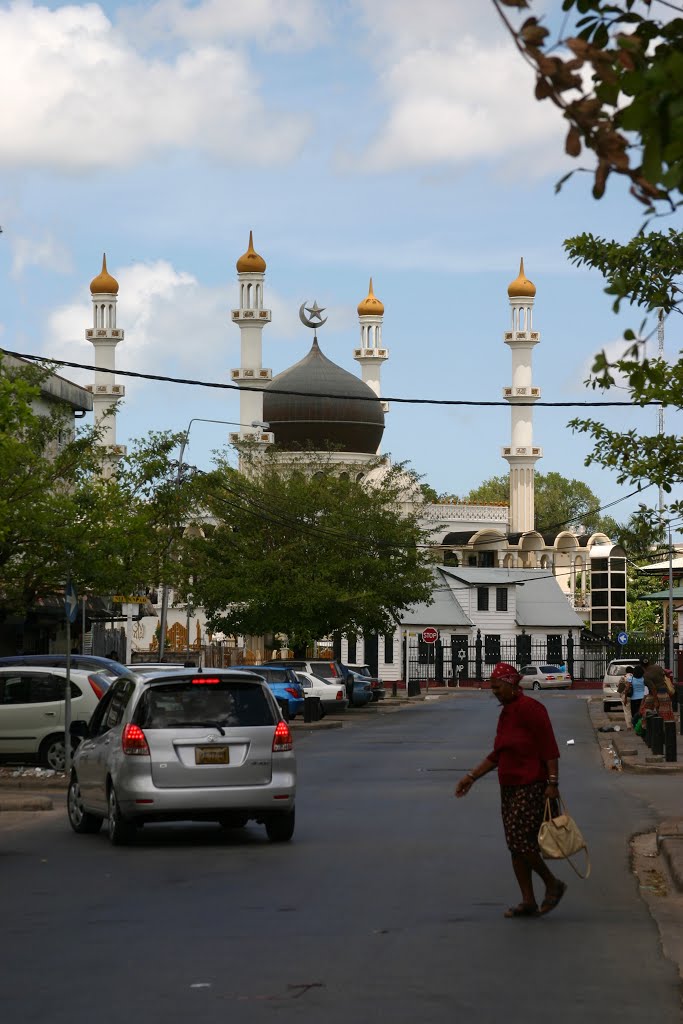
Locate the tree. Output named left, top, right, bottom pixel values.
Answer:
left=460, top=471, right=614, bottom=534
left=176, top=451, right=436, bottom=649
left=492, top=1, right=683, bottom=209
left=0, top=356, right=195, bottom=615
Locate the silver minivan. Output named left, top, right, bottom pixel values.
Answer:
left=67, top=668, right=296, bottom=845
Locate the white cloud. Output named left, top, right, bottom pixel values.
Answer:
left=123, top=0, right=326, bottom=50
left=344, top=0, right=565, bottom=175
left=0, top=2, right=310, bottom=171
left=11, top=234, right=72, bottom=277
left=357, top=40, right=565, bottom=173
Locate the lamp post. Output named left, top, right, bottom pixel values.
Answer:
left=157, top=417, right=269, bottom=660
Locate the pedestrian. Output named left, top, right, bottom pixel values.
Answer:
left=629, top=663, right=646, bottom=723
left=617, top=665, right=634, bottom=728
left=455, top=661, right=567, bottom=919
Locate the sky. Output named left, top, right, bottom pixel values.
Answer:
left=0, top=0, right=681, bottom=530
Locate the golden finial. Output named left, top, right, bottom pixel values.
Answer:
left=507, top=257, right=536, bottom=298
left=236, top=230, right=266, bottom=273
left=357, top=277, right=385, bottom=316
left=90, top=253, right=119, bottom=294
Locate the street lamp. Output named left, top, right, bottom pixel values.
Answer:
left=157, top=417, right=269, bottom=660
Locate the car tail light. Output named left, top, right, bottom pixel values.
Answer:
left=192, top=677, right=220, bottom=685
left=122, top=723, right=150, bottom=756
left=336, top=690, right=343, bottom=700
left=272, top=721, right=293, bottom=752
left=88, top=675, right=106, bottom=700
left=284, top=686, right=300, bottom=698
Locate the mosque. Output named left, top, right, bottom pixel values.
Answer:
left=85, top=236, right=627, bottom=681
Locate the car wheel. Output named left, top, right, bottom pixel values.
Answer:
left=67, top=776, right=102, bottom=834
left=39, top=733, right=76, bottom=771
left=532, top=681, right=541, bottom=691
left=107, top=783, right=135, bottom=846
left=218, top=813, right=248, bottom=829
left=265, top=808, right=295, bottom=843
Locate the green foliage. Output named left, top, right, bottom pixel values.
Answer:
left=493, top=0, right=683, bottom=209
left=177, top=451, right=436, bottom=648
left=0, top=356, right=194, bottom=614
left=462, top=471, right=614, bottom=534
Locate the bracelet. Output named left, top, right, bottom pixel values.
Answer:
left=466, top=772, right=477, bottom=782
left=548, top=778, right=559, bottom=784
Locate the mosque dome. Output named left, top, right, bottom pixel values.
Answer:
left=357, top=278, right=384, bottom=317
left=507, top=257, right=536, bottom=298
left=236, top=231, right=266, bottom=274
left=90, top=254, right=119, bottom=295
left=263, top=338, right=385, bottom=453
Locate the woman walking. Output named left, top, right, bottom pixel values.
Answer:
left=629, top=664, right=646, bottom=723
left=455, top=661, right=566, bottom=918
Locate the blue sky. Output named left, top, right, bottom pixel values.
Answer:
left=0, top=0, right=680, bottom=527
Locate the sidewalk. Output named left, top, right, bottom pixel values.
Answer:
left=587, top=696, right=683, bottom=906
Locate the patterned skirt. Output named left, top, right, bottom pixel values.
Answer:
left=500, top=781, right=547, bottom=855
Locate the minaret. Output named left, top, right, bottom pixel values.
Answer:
left=354, top=278, right=389, bottom=451
left=85, top=254, right=126, bottom=476
left=229, top=232, right=274, bottom=446
left=501, top=259, right=542, bottom=533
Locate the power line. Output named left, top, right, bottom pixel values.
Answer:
left=2, top=348, right=662, bottom=408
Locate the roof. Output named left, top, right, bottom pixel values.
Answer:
left=637, top=586, right=683, bottom=602
left=401, top=569, right=472, bottom=627
left=441, top=567, right=584, bottom=628
left=639, top=556, right=683, bottom=572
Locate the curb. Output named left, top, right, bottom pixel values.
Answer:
left=0, top=795, right=54, bottom=812
left=290, top=719, right=343, bottom=731
left=586, top=698, right=683, bottom=774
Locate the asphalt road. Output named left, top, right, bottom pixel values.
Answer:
left=1, top=693, right=681, bottom=1024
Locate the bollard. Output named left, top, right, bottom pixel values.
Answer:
left=407, top=678, right=421, bottom=697
left=664, top=720, right=677, bottom=762
left=651, top=715, right=664, bottom=756
left=303, top=696, right=321, bottom=722
left=392, top=680, right=397, bottom=699
left=278, top=698, right=290, bottom=723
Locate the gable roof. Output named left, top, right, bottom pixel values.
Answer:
left=441, top=567, right=584, bottom=628
left=401, top=568, right=472, bottom=627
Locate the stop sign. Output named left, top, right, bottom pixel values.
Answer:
left=422, top=627, right=438, bottom=644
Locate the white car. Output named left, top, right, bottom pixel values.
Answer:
left=295, top=671, right=348, bottom=714
left=519, top=665, right=572, bottom=690
left=0, top=665, right=108, bottom=770
left=602, top=658, right=636, bottom=711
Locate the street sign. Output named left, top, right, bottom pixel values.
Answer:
left=617, top=631, right=629, bottom=646
left=64, top=581, right=78, bottom=624
left=422, top=627, right=438, bottom=645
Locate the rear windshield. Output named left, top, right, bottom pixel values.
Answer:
left=252, top=667, right=297, bottom=684
left=540, top=666, right=563, bottom=673
left=133, top=680, right=275, bottom=729
left=310, top=662, right=339, bottom=680
left=608, top=664, right=631, bottom=676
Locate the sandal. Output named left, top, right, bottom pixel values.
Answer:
left=540, top=881, right=567, bottom=916
left=503, top=903, right=539, bottom=918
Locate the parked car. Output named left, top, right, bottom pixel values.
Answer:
left=519, top=665, right=572, bottom=691
left=345, top=663, right=386, bottom=702
left=67, top=667, right=296, bottom=845
left=294, top=671, right=348, bottom=714
left=0, top=654, right=133, bottom=680
left=0, top=666, right=110, bottom=770
left=248, top=665, right=305, bottom=720
left=285, top=660, right=343, bottom=684
left=602, top=658, right=637, bottom=711
left=344, top=670, right=374, bottom=707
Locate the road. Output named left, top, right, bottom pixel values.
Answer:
left=1, top=692, right=681, bottom=1024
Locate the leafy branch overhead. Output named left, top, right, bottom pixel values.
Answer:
left=493, top=1, right=683, bottom=208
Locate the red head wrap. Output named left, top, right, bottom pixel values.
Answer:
left=490, top=662, right=522, bottom=686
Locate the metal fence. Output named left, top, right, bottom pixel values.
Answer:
left=405, top=630, right=667, bottom=686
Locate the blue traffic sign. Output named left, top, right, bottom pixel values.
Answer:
left=617, top=631, right=629, bottom=646
left=65, top=581, right=78, bottom=624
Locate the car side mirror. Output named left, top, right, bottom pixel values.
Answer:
left=70, top=720, right=89, bottom=739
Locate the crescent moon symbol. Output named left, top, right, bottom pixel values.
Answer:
left=299, top=302, right=328, bottom=329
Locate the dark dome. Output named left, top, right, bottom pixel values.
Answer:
left=263, top=339, right=384, bottom=453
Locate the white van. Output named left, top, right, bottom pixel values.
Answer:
left=602, top=659, right=637, bottom=712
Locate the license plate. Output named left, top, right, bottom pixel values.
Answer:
left=195, top=746, right=229, bottom=765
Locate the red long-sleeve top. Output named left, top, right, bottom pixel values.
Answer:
left=486, top=692, right=560, bottom=786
